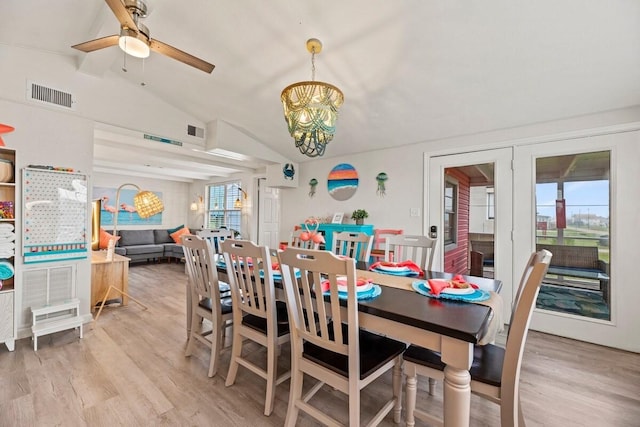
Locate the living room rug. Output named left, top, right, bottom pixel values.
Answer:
left=536, top=284, right=610, bottom=320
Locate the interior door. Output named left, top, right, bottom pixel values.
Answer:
left=428, top=148, right=514, bottom=319
left=257, top=178, right=280, bottom=249
left=514, top=132, right=637, bottom=351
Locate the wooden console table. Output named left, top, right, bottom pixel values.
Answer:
left=91, top=251, right=131, bottom=312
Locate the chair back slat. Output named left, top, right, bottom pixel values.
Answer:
left=385, top=234, right=437, bottom=270
left=332, top=231, right=373, bottom=261
left=182, top=234, right=221, bottom=301
left=221, top=239, right=276, bottom=322
left=278, top=248, right=357, bottom=357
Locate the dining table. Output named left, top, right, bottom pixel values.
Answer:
left=186, top=256, right=502, bottom=427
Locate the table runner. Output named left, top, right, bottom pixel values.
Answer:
left=356, top=269, right=504, bottom=345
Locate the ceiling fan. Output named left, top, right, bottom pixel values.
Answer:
left=72, top=0, right=214, bottom=73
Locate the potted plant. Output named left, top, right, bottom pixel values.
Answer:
left=351, top=209, right=369, bottom=225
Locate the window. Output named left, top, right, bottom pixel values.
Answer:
left=444, top=178, right=458, bottom=246
left=205, top=181, right=242, bottom=234
left=487, top=188, right=495, bottom=220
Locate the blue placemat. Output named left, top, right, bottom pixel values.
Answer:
left=411, top=281, right=490, bottom=302
left=324, top=284, right=382, bottom=301
left=371, top=268, right=420, bottom=277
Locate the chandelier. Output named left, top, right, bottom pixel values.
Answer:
left=281, top=38, right=344, bottom=157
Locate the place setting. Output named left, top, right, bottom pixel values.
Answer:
left=368, top=260, right=424, bottom=277
left=411, top=274, right=491, bottom=302
left=321, top=275, right=382, bottom=301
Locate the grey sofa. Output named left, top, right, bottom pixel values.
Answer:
left=114, top=229, right=184, bottom=263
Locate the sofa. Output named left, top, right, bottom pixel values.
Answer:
left=114, top=229, right=184, bottom=263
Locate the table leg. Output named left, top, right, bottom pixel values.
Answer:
left=441, top=337, right=473, bottom=427
left=121, top=261, right=130, bottom=306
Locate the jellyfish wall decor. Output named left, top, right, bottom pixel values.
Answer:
left=308, top=178, right=318, bottom=197
left=376, top=172, right=388, bottom=197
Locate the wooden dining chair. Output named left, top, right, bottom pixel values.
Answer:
left=181, top=234, right=233, bottom=377
left=277, top=247, right=407, bottom=427
left=196, top=228, right=234, bottom=299
left=403, top=249, right=552, bottom=427
left=331, top=231, right=374, bottom=261
left=220, top=239, right=291, bottom=416
left=370, top=228, right=403, bottom=261
left=196, top=228, right=233, bottom=255
left=288, top=229, right=321, bottom=249
left=384, top=234, right=437, bottom=270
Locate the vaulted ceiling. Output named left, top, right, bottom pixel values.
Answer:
left=2, top=1, right=639, bottom=182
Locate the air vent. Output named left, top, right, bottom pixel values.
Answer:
left=27, top=81, right=75, bottom=110
left=187, top=124, right=205, bottom=138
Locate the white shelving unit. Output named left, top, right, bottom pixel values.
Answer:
left=31, top=298, right=83, bottom=351
left=0, top=147, right=16, bottom=352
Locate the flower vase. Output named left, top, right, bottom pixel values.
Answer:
left=356, top=219, right=364, bottom=225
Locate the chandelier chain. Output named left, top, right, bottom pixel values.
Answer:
left=311, top=48, right=316, bottom=81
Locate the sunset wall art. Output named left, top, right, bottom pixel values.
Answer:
left=327, top=163, right=359, bottom=201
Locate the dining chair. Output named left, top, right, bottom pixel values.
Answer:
left=277, top=247, right=407, bottom=427
left=403, top=249, right=552, bottom=427
left=196, top=228, right=233, bottom=255
left=384, top=234, right=437, bottom=270
left=370, top=228, right=403, bottom=262
left=220, top=239, right=291, bottom=416
left=288, top=228, right=321, bottom=249
left=181, top=234, right=233, bottom=378
left=331, top=231, right=374, bottom=261
left=196, top=228, right=234, bottom=298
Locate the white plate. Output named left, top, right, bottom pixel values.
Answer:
left=422, top=281, right=475, bottom=295
left=376, top=265, right=411, bottom=273
left=337, top=282, right=373, bottom=293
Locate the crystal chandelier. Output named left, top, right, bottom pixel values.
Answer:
left=281, top=39, right=344, bottom=157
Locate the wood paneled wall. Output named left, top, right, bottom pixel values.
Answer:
left=444, top=168, right=470, bottom=274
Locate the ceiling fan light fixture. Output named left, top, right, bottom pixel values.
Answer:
left=119, top=27, right=150, bottom=58
left=281, top=38, right=344, bottom=158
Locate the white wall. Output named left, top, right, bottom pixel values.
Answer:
left=279, top=106, right=640, bottom=242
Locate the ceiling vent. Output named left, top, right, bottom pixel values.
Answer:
left=27, top=81, right=75, bottom=110
left=187, top=124, right=205, bottom=138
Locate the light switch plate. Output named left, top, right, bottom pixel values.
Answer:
left=410, top=208, right=420, bottom=217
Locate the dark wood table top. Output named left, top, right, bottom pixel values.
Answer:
left=354, top=263, right=502, bottom=344
left=217, top=261, right=502, bottom=345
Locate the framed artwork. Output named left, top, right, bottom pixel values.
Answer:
left=331, top=212, right=344, bottom=224
left=93, top=186, right=163, bottom=226
left=328, top=163, right=359, bottom=201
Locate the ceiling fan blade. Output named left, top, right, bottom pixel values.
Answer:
left=72, top=35, right=120, bottom=53
left=149, top=39, right=215, bottom=74
left=105, top=0, right=138, bottom=31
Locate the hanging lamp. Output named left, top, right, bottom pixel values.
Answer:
left=281, top=38, right=344, bottom=157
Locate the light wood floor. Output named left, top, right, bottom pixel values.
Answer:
left=1, top=262, right=638, bottom=426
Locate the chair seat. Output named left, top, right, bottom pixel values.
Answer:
left=304, top=322, right=406, bottom=380
left=241, top=300, right=290, bottom=336
left=404, top=343, right=505, bottom=388
left=198, top=296, right=233, bottom=315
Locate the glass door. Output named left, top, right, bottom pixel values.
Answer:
left=513, top=132, right=638, bottom=350
left=428, top=148, right=514, bottom=316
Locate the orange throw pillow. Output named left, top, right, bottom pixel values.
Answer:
left=170, top=226, right=191, bottom=244
left=99, top=228, right=121, bottom=249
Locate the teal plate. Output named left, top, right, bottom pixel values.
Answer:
left=324, top=284, right=382, bottom=301
left=412, top=281, right=490, bottom=302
